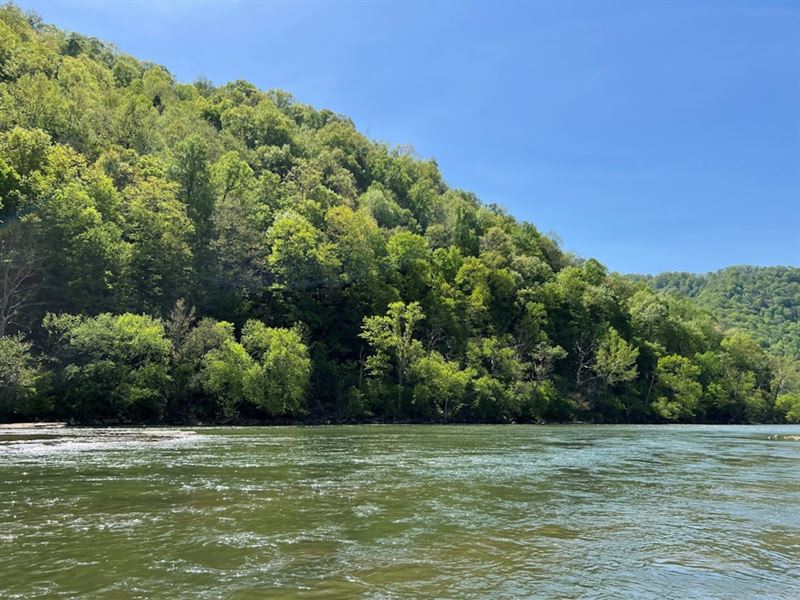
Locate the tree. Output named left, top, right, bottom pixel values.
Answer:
left=359, top=183, right=416, bottom=230
left=325, top=205, right=383, bottom=287
left=211, top=151, right=255, bottom=203
left=35, top=181, right=131, bottom=314
left=241, top=320, right=311, bottom=417
left=471, top=374, right=509, bottom=422
left=410, top=351, right=469, bottom=421
left=200, top=338, right=259, bottom=421
left=776, top=393, right=800, bottom=423
left=527, top=340, right=567, bottom=383
left=466, top=336, right=524, bottom=384
left=265, top=210, right=339, bottom=292
left=0, top=126, right=51, bottom=201
left=0, top=334, right=39, bottom=419
left=769, top=356, right=799, bottom=419
left=221, top=99, right=294, bottom=150
left=169, top=134, right=214, bottom=232
left=124, top=177, right=194, bottom=312
left=168, top=309, right=243, bottom=420
left=44, top=312, right=172, bottom=422
left=360, top=301, right=425, bottom=415
left=593, top=327, right=639, bottom=386
left=210, top=152, right=271, bottom=297
left=637, top=266, right=800, bottom=359
left=0, top=222, right=40, bottom=337
left=465, top=336, right=524, bottom=421
left=651, top=355, right=702, bottom=422
left=386, top=231, right=430, bottom=300
left=114, top=94, right=161, bottom=154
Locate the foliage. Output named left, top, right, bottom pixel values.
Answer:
left=593, top=327, right=639, bottom=386
left=633, top=266, right=800, bottom=358
left=0, top=4, right=795, bottom=424
left=410, top=351, right=470, bottom=421
left=360, top=301, right=424, bottom=415
left=43, top=312, right=171, bottom=422
left=651, top=355, right=702, bottom=422
left=776, top=393, right=800, bottom=424
left=241, top=320, right=311, bottom=417
left=200, top=338, right=259, bottom=420
left=0, top=334, right=38, bottom=417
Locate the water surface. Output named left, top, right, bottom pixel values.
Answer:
left=1, top=425, right=799, bottom=598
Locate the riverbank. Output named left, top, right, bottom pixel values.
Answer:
left=2, top=419, right=796, bottom=430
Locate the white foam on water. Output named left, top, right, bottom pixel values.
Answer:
left=0, top=427, right=203, bottom=459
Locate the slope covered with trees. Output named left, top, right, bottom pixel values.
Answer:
left=632, top=267, right=799, bottom=359
left=1, top=4, right=798, bottom=424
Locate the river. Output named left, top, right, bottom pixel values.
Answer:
left=1, top=424, right=799, bottom=598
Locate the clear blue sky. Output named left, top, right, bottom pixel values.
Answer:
left=17, top=0, right=800, bottom=274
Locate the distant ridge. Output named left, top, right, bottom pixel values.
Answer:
left=631, top=266, right=800, bottom=358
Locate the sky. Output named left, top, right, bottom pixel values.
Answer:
left=16, top=0, right=800, bottom=274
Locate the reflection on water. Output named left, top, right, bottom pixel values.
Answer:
left=1, top=425, right=799, bottom=598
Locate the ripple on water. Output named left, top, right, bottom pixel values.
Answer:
left=1, top=424, right=799, bottom=599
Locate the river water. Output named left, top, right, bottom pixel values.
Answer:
left=1, top=425, right=798, bottom=599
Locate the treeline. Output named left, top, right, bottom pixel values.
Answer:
left=632, top=267, right=800, bottom=359
left=0, top=4, right=798, bottom=424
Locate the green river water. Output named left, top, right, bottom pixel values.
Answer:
left=1, top=424, right=799, bottom=599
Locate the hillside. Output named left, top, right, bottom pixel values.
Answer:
left=633, top=267, right=799, bottom=359
left=1, top=3, right=798, bottom=424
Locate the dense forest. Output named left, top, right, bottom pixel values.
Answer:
left=632, top=267, right=799, bottom=359
left=0, top=4, right=798, bottom=425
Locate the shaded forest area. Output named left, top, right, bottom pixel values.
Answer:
left=1, top=4, right=798, bottom=424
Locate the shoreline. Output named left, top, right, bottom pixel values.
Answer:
left=1, top=421, right=796, bottom=429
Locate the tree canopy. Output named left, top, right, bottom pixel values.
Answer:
left=632, top=266, right=799, bottom=359
left=0, top=4, right=797, bottom=424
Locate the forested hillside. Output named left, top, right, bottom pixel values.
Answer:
left=1, top=4, right=798, bottom=424
left=633, top=267, right=799, bottom=359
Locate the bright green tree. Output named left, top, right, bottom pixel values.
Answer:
left=410, top=351, right=470, bottom=421
left=200, top=338, right=260, bottom=420
left=652, top=355, right=702, bottom=422
left=44, top=312, right=172, bottom=422
left=360, top=301, right=425, bottom=415
left=593, top=327, right=639, bottom=386
left=241, top=320, right=311, bottom=417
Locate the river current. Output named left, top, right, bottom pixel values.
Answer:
left=1, top=424, right=798, bottom=598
